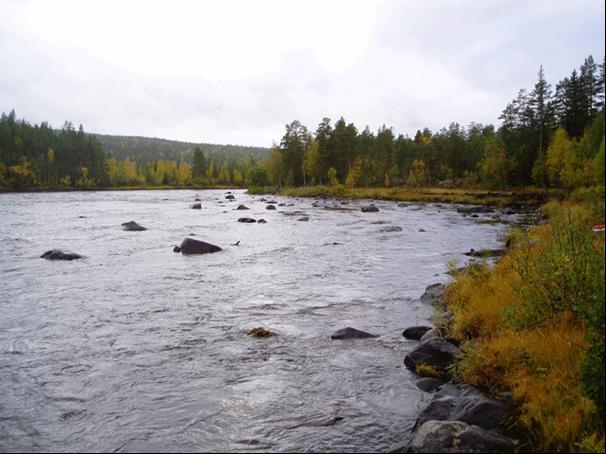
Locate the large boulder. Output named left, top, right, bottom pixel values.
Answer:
left=404, top=337, right=460, bottom=376
left=121, top=221, right=147, bottom=231
left=361, top=205, right=379, bottom=212
left=41, top=250, right=82, bottom=260
left=403, top=326, right=433, bottom=340
left=179, top=238, right=222, bottom=254
left=404, top=420, right=517, bottom=453
left=237, top=217, right=257, bottom=223
left=415, top=384, right=512, bottom=431
left=331, top=327, right=379, bottom=340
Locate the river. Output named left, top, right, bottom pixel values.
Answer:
left=0, top=189, right=518, bottom=452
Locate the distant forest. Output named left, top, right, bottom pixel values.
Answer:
left=1, top=55, right=603, bottom=191
left=0, top=118, right=269, bottom=189
left=248, top=55, right=604, bottom=191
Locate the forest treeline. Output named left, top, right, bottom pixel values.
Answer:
left=1, top=55, right=603, bottom=192
left=0, top=117, right=268, bottom=190
left=249, top=55, right=604, bottom=191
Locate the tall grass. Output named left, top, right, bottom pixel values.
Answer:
left=444, top=197, right=605, bottom=452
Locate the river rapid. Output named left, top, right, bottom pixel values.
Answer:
left=0, top=189, right=519, bottom=452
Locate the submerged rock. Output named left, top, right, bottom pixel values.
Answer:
left=381, top=225, right=402, bottom=232
left=237, top=217, right=256, bottom=223
left=41, top=250, right=82, bottom=261
left=405, top=420, right=517, bottom=453
left=403, top=326, right=433, bottom=340
left=416, top=378, right=445, bottom=392
left=420, top=283, right=445, bottom=305
left=404, top=337, right=460, bottom=376
left=457, top=206, right=495, bottom=214
left=121, top=221, right=147, bottom=231
left=297, top=216, right=310, bottom=222
left=361, top=205, right=379, bottom=212
left=331, top=327, right=379, bottom=340
left=178, top=238, right=222, bottom=254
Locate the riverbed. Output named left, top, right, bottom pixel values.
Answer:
left=0, top=189, right=519, bottom=452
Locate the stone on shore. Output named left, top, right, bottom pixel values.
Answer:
left=419, top=328, right=441, bottom=342
left=464, top=248, right=506, bottom=258
left=121, top=221, right=147, bottom=231
left=415, top=384, right=512, bottom=431
left=179, top=238, right=222, bottom=254
left=404, top=420, right=517, bottom=453
left=404, top=337, right=460, bottom=376
left=331, top=327, right=379, bottom=340
left=402, top=326, right=433, bottom=340
left=41, top=250, right=82, bottom=260
left=420, top=283, right=445, bottom=305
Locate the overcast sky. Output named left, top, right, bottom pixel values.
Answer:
left=1, top=0, right=604, bottom=146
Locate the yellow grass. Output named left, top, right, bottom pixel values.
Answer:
left=248, top=184, right=549, bottom=207
left=444, top=202, right=605, bottom=452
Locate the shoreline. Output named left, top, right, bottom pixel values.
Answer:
left=0, top=185, right=243, bottom=194
left=248, top=185, right=551, bottom=209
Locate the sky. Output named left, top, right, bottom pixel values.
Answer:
left=1, top=0, right=604, bottom=147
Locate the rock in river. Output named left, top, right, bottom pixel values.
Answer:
left=121, top=221, right=147, bottom=231
left=331, top=327, right=379, bottom=340
left=235, top=204, right=250, bottom=210
left=191, top=203, right=202, bottom=209
left=238, top=217, right=257, bottom=223
left=266, top=204, right=276, bottom=210
left=361, top=205, right=379, bottom=212
left=178, top=238, right=222, bottom=254
left=41, top=250, right=82, bottom=260
left=225, top=195, right=235, bottom=200
left=403, top=326, right=433, bottom=340
left=404, top=337, right=460, bottom=376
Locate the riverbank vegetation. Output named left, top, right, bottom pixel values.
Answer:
left=442, top=191, right=604, bottom=452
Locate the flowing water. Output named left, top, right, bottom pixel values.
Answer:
left=0, top=189, right=519, bottom=452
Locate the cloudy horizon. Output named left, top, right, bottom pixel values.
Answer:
left=1, top=0, right=604, bottom=147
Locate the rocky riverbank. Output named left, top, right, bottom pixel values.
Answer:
left=395, top=283, right=521, bottom=453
